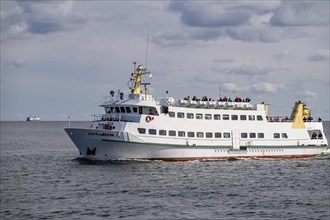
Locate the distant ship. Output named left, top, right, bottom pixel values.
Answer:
left=65, top=62, right=328, bottom=161
left=26, top=116, right=40, bottom=121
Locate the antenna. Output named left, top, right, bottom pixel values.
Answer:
left=145, top=31, right=149, bottom=69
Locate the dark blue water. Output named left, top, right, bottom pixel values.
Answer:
left=1, top=121, right=329, bottom=220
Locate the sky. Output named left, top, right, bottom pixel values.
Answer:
left=1, top=0, right=329, bottom=121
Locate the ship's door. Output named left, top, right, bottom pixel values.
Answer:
left=232, top=130, right=240, bottom=150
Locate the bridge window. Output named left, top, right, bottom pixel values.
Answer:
left=126, top=107, right=131, bottom=113
left=120, top=107, right=126, bottom=113
left=132, top=107, right=138, bottom=113
left=115, top=107, right=120, bottom=113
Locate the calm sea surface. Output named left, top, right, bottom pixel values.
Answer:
left=1, top=121, right=329, bottom=220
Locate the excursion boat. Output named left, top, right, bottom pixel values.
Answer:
left=26, top=116, right=40, bottom=121
left=65, top=63, right=328, bottom=161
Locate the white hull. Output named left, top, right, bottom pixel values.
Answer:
left=65, top=128, right=328, bottom=161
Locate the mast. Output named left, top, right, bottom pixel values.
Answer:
left=131, top=63, right=145, bottom=95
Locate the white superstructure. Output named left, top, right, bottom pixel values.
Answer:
left=65, top=63, right=328, bottom=161
left=26, top=116, right=40, bottom=121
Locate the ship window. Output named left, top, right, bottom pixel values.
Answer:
left=231, top=115, right=238, bottom=120
left=240, top=115, right=247, bottom=120
left=105, top=107, right=110, bottom=113
left=187, top=113, right=194, bottom=119
left=133, top=107, right=138, bottom=113
left=178, top=131, right=185, bottom=137
left=249, top=133, right=256, bottom=138
left=196, top=114, right=203, bottom=119
left=139, top=107, right=143, bottom=114
left=215, top=133, right=222, bottom=138
left=120, top=107, right=126, bottom=113
left=274, top=133, right=280, bottom=139
left=149, top=129, right=157, bottom=135
left=188, top=132, right=195, bottom=137
left=249, top=115, right=255, bottom=121
left=257, top=115, right=263, bottom=121
left=137, top=128, right=146, bottom=134
left=159, top=130, right=166, bottom=136
left=206, top=132, right=213, bottom=138
left=115, top=107, right=120, bottom=113
left=169, top=130, right=176, bottom=136
left=241, top=133, right=248, bottom=138
left=177, top=112, right=184, bottom=118
left=224, top=132, right=231, bottom=138
left=205, top=114, right=212, bottom=120
left=258, top=133, right=264, bottom=138
left=169, top=112, right=175, bottom=118
left=197, top=132, right=204, bottom=138
left=223, top=114, right=229, bottom=120
left=282, top=133, right=288, bottom=138
left=126, top=107, right=131, bottom=113
left=110, top=107, right=115, bottom=113
left=214, top=114, right=221, bottom=120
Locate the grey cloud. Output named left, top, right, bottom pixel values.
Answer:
left=308, top=49, right=329, bottom=62
left=1, top=1, right=86, bottom=41
left=214, top=58, right=234, bottom=63
left=270, top=1, right=329, bottom=27
left=168, top=1, right=269, bottom=28
left=160, top=1, right=329, bottom=46
left=211, top=64, right=291, bottom=76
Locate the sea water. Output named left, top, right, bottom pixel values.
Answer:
left=0, top=121, right=329, bottom=220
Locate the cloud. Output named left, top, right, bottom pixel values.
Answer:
left=224, top=64, right=289, bottom=76
left=214, top=58, right=234, bottom=63
left=155, top=1, right=329, bottom=46
left=221, top=82, right=284, bottom=94
left=270, top=1, right=329, bottom=27
left=1, top=1, right=86, bottom=41
left=294, top=90, right=317, bottom=100
left=308, top=49, right=330, bottom=62
left=271, top=49, right=293, bottom=61
left=250, top=82, right=284, bottom=93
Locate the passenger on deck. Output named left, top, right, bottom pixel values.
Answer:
left=318, top=117, right=322, bottom=122
left=312, top=132, right=317, bottom=139
left=318, top=133, right=323, bottom=139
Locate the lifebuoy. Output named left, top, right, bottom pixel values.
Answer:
left=146, top=115, right=154, bottom=122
